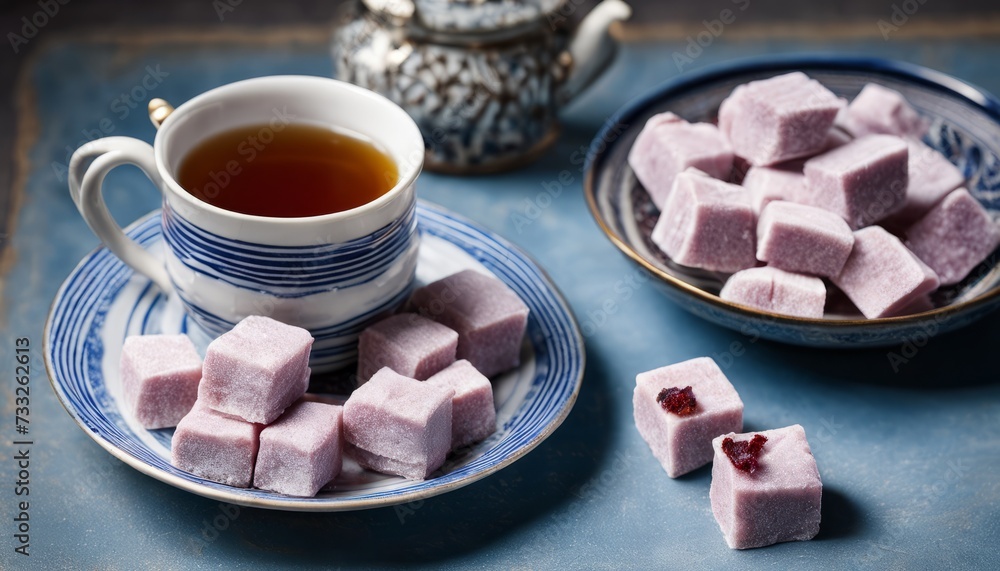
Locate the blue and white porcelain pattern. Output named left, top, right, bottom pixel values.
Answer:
left=162, top=199, right=419, bottom=371
left=332, top=1, right=630, bottom=173
left=332, top=6, right=567, bottom=173
left=161, top=201, right=417, bottom=297
left=585, top=55, right=1000, bottom=347
left=68, top=75, right=427, bottom=374
left=44, top=201, right=584, bottom=511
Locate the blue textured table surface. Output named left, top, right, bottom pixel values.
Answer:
left=2, top=30, right=999, bottom=569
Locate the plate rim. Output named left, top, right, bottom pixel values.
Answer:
left=43, top=200, right=585, bottom=512
left=583, top=53, right=1000, bottom=330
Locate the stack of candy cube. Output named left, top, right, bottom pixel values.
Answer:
left=633, top=357, right=822, bottom=549
left=120, top=270, right=526, bottom=495
left=170, top=315, right=345, bottom=496
left=628, top=72, right=1000, bottom=319
left=347, top=269, right=525, bottom=479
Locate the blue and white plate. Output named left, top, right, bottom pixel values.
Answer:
left=44, top=201, right=584, bottom=511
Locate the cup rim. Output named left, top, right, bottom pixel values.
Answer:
left=152, top=75, right=424, bottom=224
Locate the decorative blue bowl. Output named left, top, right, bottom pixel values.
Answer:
left=584, top=55, right=1000, bottom=347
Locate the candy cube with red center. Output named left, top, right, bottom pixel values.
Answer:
left=633, top=357, right=744, bottom=478
left=710, top=425, right=822, bottom=550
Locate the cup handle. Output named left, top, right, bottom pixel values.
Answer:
left=68, top=136, right=173, bottom=293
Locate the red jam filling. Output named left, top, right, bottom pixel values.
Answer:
left=656, top=386, right=697, bottom=416
left=721, top=434, right=768, bottom=474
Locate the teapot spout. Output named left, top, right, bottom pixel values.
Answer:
left=558, top=0, right=632, bottom=104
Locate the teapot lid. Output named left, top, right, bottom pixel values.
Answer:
left=362, top=0, right=573, bottom=34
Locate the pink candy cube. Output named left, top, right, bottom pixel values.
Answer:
left=822, top=126, right=853, bottom=151
left=802, top=135, right=909, bottom=229
left=426, top=360, right=497, bottom=449
left=628, top=112, right=735, bottom=209
left=720, top=267, right=827, bottom=319
left=844, top=83, right=928, bottom=139
left=409, top=270, right=529, bottom=378
left=756, top=201, right=855, bottom=278
left=253, top=401, right=344, bottom=497
left=710, top=425, right=822, bottom=550
left=906, top=188, right=1000, bottom=285
left=172, top=402, right=263, bottom=488
left=633, top=357, right=743, bottom=478
left=719, top=72, right=843, bottom=166
left=652, top=169, right=756, bottom=273
left=199, top=316, right=313, bottom=424
left=717, top=84, right=747, bottom=142
left=886, top=139, right=967, bottom=227
left=741, top=165, right=806, bottom=214
left=833, top=226, right=940, bottom=318
left=356, top=313, right=458, bottom=384
left=120, top=334, right=202, bottom=429
left=343, top=367, right=453, bottom=480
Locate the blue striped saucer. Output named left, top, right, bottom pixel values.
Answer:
left=44, top=201, right=584, bottom=511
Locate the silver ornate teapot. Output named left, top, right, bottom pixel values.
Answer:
left=332, top=0, right=631, bottom=173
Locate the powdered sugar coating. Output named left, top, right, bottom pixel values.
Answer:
left=651, top=169, right=756, bottom=273
left=171, top=402, right=263, bottom=488
left=120, top=334, right=202, bottom=429
left=633, top=357, right=743, bottom=478
left=627, top=112, right=735, bottom=209
left=741, top=166, right=806, bottom=214
left=346, top=444, right=435, bottom=481
left=343, top=368, right=454, bottom=480
left=356, top=313, right=458, bottom=384
left=717, top=84, right=748, bottom=142
left=409, top=270, right=529, bottom=377
left=756, top=201, right=855, bottom=278
left=887, top=139, right=966, bottom=227
left=710, top=425, right=822, bottom=550
left=253, top=401, right=344, bottom=497
left=802, top=134, right=909, bottom=229
left=200, top=316, right=313, bottom=424
left=843, top=83, right=929, bottom=139
left=719, top=72, right=843, bottom=166
left=720, top=267, right=827, bottom=319
left=426, top=359, right=496, bottom=449
left=906, top=188, right=1000, bottom=285
left=833, top=226, right=940, bottom=318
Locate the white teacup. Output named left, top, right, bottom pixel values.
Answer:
left=68, top=76, right=424, bottom=372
